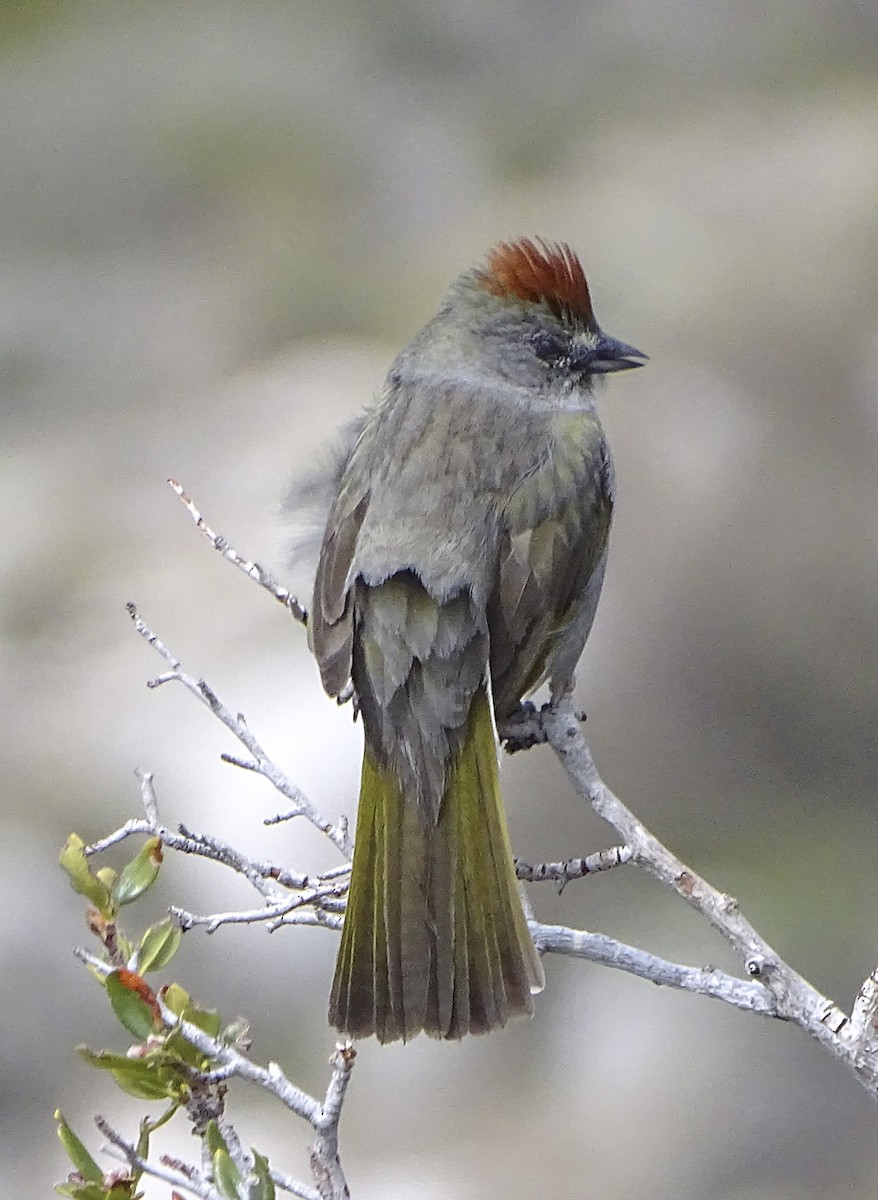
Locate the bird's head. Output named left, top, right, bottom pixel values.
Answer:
left=443, top=237, right=647, bottom=387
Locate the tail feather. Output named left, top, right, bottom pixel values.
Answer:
left=329, top=683, right=544, bottom=1042
left=477, top=711, right=544, bottom=998
left=394, top=792, right=430, bottom=1039
left=452, top=734, right=505, bottom=1034
left=448, top=699, right=545, bottom=1033
left=327, top=788, right=368, bottom=1033
left=370, top=783, right=389, bottom=1038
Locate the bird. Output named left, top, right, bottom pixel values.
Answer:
left=305, top=237, right=646, bottom=1042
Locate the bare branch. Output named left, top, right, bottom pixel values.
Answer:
left=171, top=878, right=349, bottom=934
left=311, top=1042, right=357, bottom=1200
left=125, top=603, right=351, bottom=856
left=275, top=910, right=344, bottom=930
left=97, top=1112, right=323, bottom=1200
left=85, top=771, right=347, bottom=954
left=157, top=997, right=323, bottom=1124
left=220, top=752, right=263, bottom=774
left=135, top=977, right=353, bottom=1199
left=96, top=1115, right=221, bottom=1200
left=539, top=696, right=878, bottom=1102
left=168, top=478, right=308, bottom=623
left=516, top=844, right=633, bottom=886
left=73, top=945, right=111, bottom=976
left=850, top=967, right=878, bottom=1051
left=271, top=1168, right=322, bottom=1200
left=88, top=771, right=306, bottom=897
left=533, top=923, right=775, bottom=1015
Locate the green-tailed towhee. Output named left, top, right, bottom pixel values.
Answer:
left=304, top=238, right=646, bottom=1042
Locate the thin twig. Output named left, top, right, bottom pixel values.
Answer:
left=270, top=1168, right=322, bottom=1200
left=73, top=946, right=111, bottom=975
left=96, top=1116, right=221, bottom=1200
left=125, top=604, right=351, bottom=856
left=87, top=771, right=308, bottom=897
left=157, top=998, right=323, bottom=1125
left=516, top=845, right=633, bottom=886
left=533, top=923, right=775, bottom=1014
left=171, top=879, right=348, bottom=934
left=168, top=478, right=308, bottom=623
left=311, top=1042, right=357, bottom=1200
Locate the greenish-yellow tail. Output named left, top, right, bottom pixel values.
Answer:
left=329, top=684, right=544, bottom=1042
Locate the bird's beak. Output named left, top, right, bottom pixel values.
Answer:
left=589, top=336, right=649, bottom=373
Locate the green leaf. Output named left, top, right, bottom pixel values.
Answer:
left=205, top=1120, right=229, bottom=1159
left=138, top=918, right=182, bottom=973
left=54, top=1183, right=109, bottom=1199
left=95, top=867, right=118, bottom=893
left=54, top=1111, right=102, bottom=1183
left=164, top=1025, right=211, bottom=1070
left=140, top=1102, right=177, bottom=1140
left=55, top=1172, right=135, bottom=1199
left=164, top=1000, right=222, bottom=1063
left=111, top=1066, right=181, bottom=1102
left=106, top=1186, right=135, bottom=1200
left=184, top=1000, right=222, bottom=1040
left=59, top=834, right=114, bottom=917
left=106, top=972, right=157, bottom=1041
left=213, top=1148, right=241, bottom=1200
left=250, top=1149, right=276, bottom=1200
left=160, top=985, right=222, bottom=1066
left=161, top=982, right=190, bottom=1016
left=134, top=1116, right=150, bottom=1167
left=78, top=1045, right=150, bottom=1072
left=114, top=838, right=163, bottom=906
left=76, top=1047, right=182, bottom=1102
left=115, top=932, right=134, bottom=964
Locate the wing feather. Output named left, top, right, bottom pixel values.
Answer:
left=489, top=427, right=613, bottom=715
left=310, top=493, right=369, bottom=696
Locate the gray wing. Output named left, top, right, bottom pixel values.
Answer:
left=310, top=375, right=501, bottom=816
left=488, top=422, right=613, bottom=717
left=353, top=572, right=487, bottom=820
left=309, top=488, right=369, bottom=698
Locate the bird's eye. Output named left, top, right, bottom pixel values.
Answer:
left=531, top=330, right=569, bottom=364
left=567, top=343, right=595, bottom=372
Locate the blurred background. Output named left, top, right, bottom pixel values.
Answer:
left=3, top=1, right=878, bottom=1196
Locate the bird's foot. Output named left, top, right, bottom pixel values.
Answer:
left=500, top=700, right=587, bottom=754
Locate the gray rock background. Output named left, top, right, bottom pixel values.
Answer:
left=3, top=2, right=878, bottom=1196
